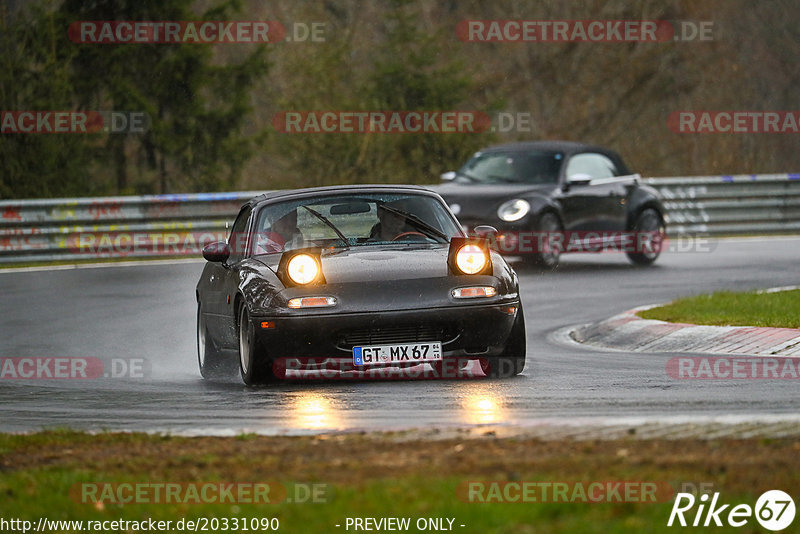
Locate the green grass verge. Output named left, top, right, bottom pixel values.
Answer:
left=639, top=289, right=800, bottom=328
left=1, top=430, right=798, bottom=533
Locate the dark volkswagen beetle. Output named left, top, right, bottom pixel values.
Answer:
left=196, top=185, right=525, bottom=385
left=435, top=141, right=666, bottom=268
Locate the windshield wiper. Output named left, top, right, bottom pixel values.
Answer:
left=379, top=204, right=450, bottom=243
left=301, top=206, right=351, bottom=249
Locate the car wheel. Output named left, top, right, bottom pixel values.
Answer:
left=197, top=303, right=227, bottom=379
left=238, top=305, right=276, bottom=385
left=481, top=306, right=526, bottom=378
left=528, top=212, right=562, bottom=269
left=627, top=208, right=665, bottom=266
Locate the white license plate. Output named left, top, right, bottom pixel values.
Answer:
left=353, top=342, right=442, bottom=367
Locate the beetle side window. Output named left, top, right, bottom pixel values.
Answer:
left=565, top=153, right=618, bottom=180
left=227, top=206, right=253, bottom=262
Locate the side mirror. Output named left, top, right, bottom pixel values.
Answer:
left=440, top=171, right=456, bottom=181
left=473, top=225, right=498, bottom=237
left=202, top=241, right=230, bottom=263
left=567, top=173, right=593, bottom=187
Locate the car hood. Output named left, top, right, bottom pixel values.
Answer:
left=429, top=182, right=557, bottom=217
left=253, top=244, right=516, bottom=313
left=258, top=244, right=451, bottom=283
left=323, top=245, right=455, bottom=283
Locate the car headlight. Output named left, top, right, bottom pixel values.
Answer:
left=497, top=199, right=530, bottom=222
left=455, top=244, right=488, bottom=275
left=287, top=254, right=320, bottom=285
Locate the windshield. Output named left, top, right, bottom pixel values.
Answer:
left=252, top=192, right=462, bottom=255
left=457, top=150, right=564, bottom=184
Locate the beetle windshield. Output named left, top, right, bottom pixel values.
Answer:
left=253, top=192, right=462, bottom=254
left=456, top=150, right=563, bottom=184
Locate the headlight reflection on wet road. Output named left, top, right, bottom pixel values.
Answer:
left=461, top=389, right=507, bottom=425
left=288, top=392, right=342, bottom=430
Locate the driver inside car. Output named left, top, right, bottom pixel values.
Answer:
left=256, top=209, right=305, bottom=253
left=369, top=203, right=412, bottom=241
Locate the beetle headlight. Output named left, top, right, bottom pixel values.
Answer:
left=287, top=254, right=320, bottom=285
left=497, top=199, right=530, bottom=222
left=455, top=245, right=488, bottom=275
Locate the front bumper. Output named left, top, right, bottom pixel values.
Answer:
left=250, top=302, right=519, bottom=365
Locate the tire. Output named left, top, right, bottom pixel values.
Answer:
left=197, top=304, right=228, bottom=379
left=526, top=212, right=562, bottom=269
left=238, top=305, right=276, bottom=385
left=481, top=306, right=526, bottom=378
left=627, top=208, right=665, bottom=266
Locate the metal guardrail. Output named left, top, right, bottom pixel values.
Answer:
left=643, top=173, right=800, bottom=235
left=0, top=192, right=263, bottom=263
left=1, top=174, right=798, bottom=263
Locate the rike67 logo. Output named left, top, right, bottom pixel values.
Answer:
left=668, top=490, right=795, bottom=531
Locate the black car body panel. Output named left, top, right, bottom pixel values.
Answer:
left=195, top=185, right=524, bottom=383
left=430, top=141, right=666, bottom=265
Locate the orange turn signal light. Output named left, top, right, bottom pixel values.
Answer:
left=452, top=286, right=497, bottom=299
left=287, top=296, right=337, bottom=309
left=261, top=321, right=276, bottom=329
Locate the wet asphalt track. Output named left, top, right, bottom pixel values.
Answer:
left=0, top=237, right=798, bottom=435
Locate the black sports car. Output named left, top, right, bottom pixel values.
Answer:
left=196, top=185, right=525, bottom=385
left=435, top=141, right=666, bottom=268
